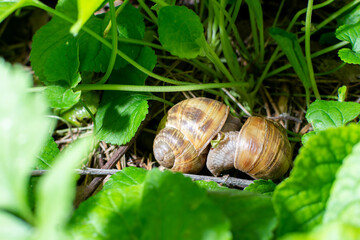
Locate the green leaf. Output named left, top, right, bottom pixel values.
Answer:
left=273, top=124, right=360, bottom=237
left=60, top=91, right=100, bottom=127
left=337, top=4, right=360, bottom=25
left=0, top=211, right=32, bottom=240
left=0, top=58, right=51, bottom=216
left=44, top=86, right=81, bottom=109
left=34, top=137, right=60, bottom=170
left=269, top=27, right=311, bottom=89
left=70, top=0, right=105, bottom=35
left=209, top=190, right=276, bottom=240
left=78, top=4, right=144, bottom=72
left=95, top=47, right=156, bottom=145
left=102, top=166, right=148, bottom=191
left=0, top=0, right=36, bottom=23
left=282, top=222, right=360, bottom=240
left=30, top=17, right=80, bottom=87
left=195, top=180, right=228, bottom=190
left=36, top=137, right=92, bottom=240
left=336, top=23, right=360, bottom=64
left=70, top=168, right=232, bottom=239
left=323, top=142, right=360, bottom=226
left=158, top=6, right=205, bottom=59
left=244, top=179, right=276, bottom=196
left=305, top=99, right=360, bottom=131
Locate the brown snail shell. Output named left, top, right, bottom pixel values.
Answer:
left=234, top=116, right=292, bottom=179
left=153, top=97, right=229, bottom=173
left=207, top=116, right=292, bottom=180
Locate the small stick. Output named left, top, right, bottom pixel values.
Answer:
left=32, top=168, right=254, bottom=188
left=222, top=88, right=252, bottom=117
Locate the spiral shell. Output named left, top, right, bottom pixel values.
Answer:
left=234, top=116, right=292, bottom=179
left=153, top=97, right=229, bottom=173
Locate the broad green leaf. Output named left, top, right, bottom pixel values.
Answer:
left=336, top=23, right=360, bottom=64
left=102, top=166, right=148, bottom=191
left=282, top=222, right=360, bottom=240
left=78, top=4, right=144, bottom=72
left=273, top=124, right=360, bottom=237
left=0, top=0, right=36, bottom=23
left=0, top=58, right=51, bottom=215
left=269, top=28, right=311, bottom=89
left=95, top=47, right=156, bottom=145
left=139, top=170, right=231, bottom=240
left=323, top=142, right=360, bottom=226
left=30, top=18, right=80, bottom=87
left=244, top=179, right=276, bottom=196
left=70, top=168, right=232, bottom=240
left=158, top=6, right=205, bottom=59
left=305, top=99, right=360, bottom=131
left=0, top=211, right=32, bottom=240
left=70, top=0, right=105, bottom=35
left=36, top=137, right=92, bottom=240
left=34, top=137, right=60, bottom=170
left=209, top=190, right=276, bottom=240
left=44, top=86, right=81, bottom=109
left=60, top=91, right=100, bottom=127
left=337, top=4, right=360, bottom=25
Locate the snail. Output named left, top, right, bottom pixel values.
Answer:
left=153, top=97, right=292, bottom=180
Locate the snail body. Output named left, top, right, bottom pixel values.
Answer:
left=153, top=97, right=292, bottom=180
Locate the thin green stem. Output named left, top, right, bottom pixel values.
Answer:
left=74, top=82, right=249, bottom=92
left=203, top=41, right=236, bottom=82
left=103, top=0, right=129, bottom=37
left=249, top=8, right=259, bottom=59
left=266, top=41, right=348, bottom=78
left=98, top=0, right=118, bottom=85
left=305, top=0, right=320, bottom=100
left=315, top=62, right=346, bottom=76
left=272, top=0, right=285, bottom=28
left=150, top=0, right=168, bottom=7
left=210, top=0, right=250, bottom=60
left=137, top=0, right=158, bottom=24
left=117, top=37, right=165, bottom=50
left=217, top=0, right=242, bottom=79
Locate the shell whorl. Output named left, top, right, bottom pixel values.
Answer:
left=153, top=97, right=229, bottom=173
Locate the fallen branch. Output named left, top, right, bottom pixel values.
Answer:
left=32, top=167, right=254, bottom=188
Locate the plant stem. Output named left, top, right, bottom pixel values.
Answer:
left=75, top=82, right=249, bottom=92
left=305, top=0, right=320, bottom=100
left=137, top=0, right=158, bottom=24
left=98, top=0, right=118, bottom=85
left=103, top=0, right=129, bottom=37
left=272, top=0, right=285, bottom=28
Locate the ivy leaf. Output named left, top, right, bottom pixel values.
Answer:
left=70, top=0, right=105, bottom=35
left=0, top=58, right=51, bottom=215
left=209, top=190, right=276, bottom=240
left=305, top=99, right=360, bottom=131
left=34, top=137, right=60, bottom=170
left=336, top=23, right=360, bottom=64
left=269, top=27, right=311, bottom=90
left=273, top=124, right=360, bottom=237
left=30, top=17, right=80, bottom=87
left=244, top=179, right=276, bottom=196
left=158, top=6, right=205, bottom=59
left=36, top=137, right=92, bottom=240
left=95, top=47, right=156, bottom=145
left=43, top=86, right=81, bottom=109
left=70, top=168, right=232, bottom=239
left=78, top=4, right=144, bottom=72
left=323, top=142, right=360, bottom=226
left=0, top=0, right=37, bottom=23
